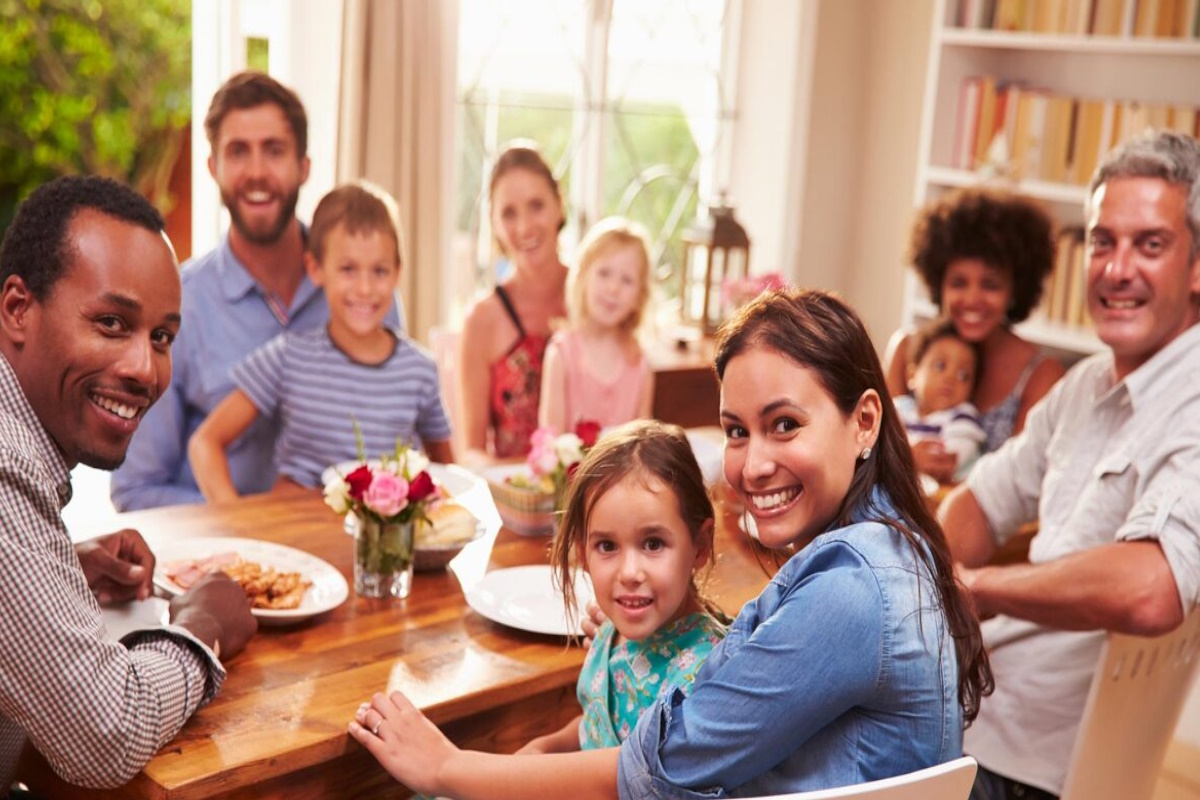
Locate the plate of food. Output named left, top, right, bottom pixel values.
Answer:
left=463, top=565, right=594, bottom=637
left=152, top=538, right=349, bottom=625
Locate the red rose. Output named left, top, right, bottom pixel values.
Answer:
left=575, top=420, right=601, bottom=448
left=345, top=465, right=373, bottom=500
left=408, top=470, right=436, bottom=502
left=566, top=461, right=580, bottom=481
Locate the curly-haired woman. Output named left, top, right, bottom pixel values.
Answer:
left=884, top=189, right=1066, bottom=481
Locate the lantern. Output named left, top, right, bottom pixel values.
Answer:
left=679, top=202, right=751, bottom=336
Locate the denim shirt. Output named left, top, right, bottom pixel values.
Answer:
left=617, top=491, right=962, bottom=798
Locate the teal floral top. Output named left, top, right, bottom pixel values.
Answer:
left=578, top=612, right=726, bottom=749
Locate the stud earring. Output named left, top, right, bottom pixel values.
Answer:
left=859, top=447, right=872, bottom=461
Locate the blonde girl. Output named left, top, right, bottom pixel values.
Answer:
left=518, top=420, right=725, bottom=753
left=538, top=218, right=654, bottom=432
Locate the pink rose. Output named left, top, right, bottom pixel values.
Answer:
left=363, top=470, right=409, bottom=518
left=527, top=427, right=560, bottom=477
left=528, top=445, right=559, bottom=477
left=529, top=427, right=556, bottom=451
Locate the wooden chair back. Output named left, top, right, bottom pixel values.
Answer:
left=1060, top=610, right=1200, bottom=800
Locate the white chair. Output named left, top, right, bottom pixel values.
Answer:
left=745, top=756, right=977, bottom=800
left=1060, top=609, right=1200, bottom=800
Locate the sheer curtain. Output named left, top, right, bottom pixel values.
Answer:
left=337, top=0, right=458, bottom=344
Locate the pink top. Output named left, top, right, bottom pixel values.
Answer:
left=549, top=329, right=649, bottom=429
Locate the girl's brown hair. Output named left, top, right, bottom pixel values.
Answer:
left=713, top=288, right=993, bottom=724
left=550, top=420, right=720, bottom=631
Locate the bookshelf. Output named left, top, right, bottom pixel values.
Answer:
left=906, top=0, right=1200, bottom=364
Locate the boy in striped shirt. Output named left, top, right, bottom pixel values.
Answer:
left=188, top=181, right=453, bottom=500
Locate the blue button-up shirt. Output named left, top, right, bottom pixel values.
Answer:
left=111, top=234, right=399, bottom=510
left=617, top=492, right=962, bottom=798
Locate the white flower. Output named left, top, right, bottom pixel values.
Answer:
left=398, top=448, right=430, bottom=477
left=554, top=433, right=584, bottom=468
left=323, top=475, right=351, bottom=514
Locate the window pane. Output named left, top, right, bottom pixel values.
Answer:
left=605, top=0, right=728, bottom=293
left=456, top=0, right=586, bottom=283
left=452, top=0, right=733, bottom=308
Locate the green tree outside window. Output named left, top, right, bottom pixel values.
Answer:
left=0, top=0, right=191, bottom=239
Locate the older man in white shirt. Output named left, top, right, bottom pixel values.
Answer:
left=940, top=129, right=1200, bottom=800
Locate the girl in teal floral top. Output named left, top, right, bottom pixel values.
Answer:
left=519, top=420, right=727, bottom=753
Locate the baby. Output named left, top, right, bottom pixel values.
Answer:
left=894, top=318, right=986, bottom=482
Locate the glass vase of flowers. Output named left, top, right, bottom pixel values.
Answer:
left=322, top=440, right=441, bottom=599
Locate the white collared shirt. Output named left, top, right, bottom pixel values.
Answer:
left=964, top=322, right=1200, bottom=794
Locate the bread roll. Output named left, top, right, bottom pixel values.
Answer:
left=421, top=503, right=479, bottom=546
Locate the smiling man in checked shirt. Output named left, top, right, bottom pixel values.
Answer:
left=0, top=176, right=257, bottom=791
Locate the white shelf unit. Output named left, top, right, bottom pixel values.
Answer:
left=906, top=0, right=1200, bottom=364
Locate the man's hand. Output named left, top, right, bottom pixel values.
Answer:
left=169, top=572, right=257, bottom=659
left=954, top=562, right=992, bottom=620
left=75, top=528, right=155, bottom=605
left=912, top=440, right=958, bottom=483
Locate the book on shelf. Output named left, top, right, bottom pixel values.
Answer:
left=951, top=0, right=1200, bottom=36
left=974, top=76, right=1000, bottom=168
left=950, top=76, right=1200, bottom=186
left=1039, top=226, right=1090, bottom=330
left=1069, top=99, right=1107, bottom=185
left=1011, top=89, right=1049, bottom=181
left=1091, top=0, right=1127, bottom=34
left=953, top=77, right=984, bottom=169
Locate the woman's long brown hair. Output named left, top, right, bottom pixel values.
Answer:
left=714, top=288, right=993, bottom=724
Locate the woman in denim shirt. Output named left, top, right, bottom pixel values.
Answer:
left=350, top=289, right=993, bottom=799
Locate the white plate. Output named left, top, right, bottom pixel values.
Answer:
left=685, top=430, right=724, bottom=486
left=322, top=462, right=502, bottom=538
left=464, top=565, right=594, bottom=637
left=476, top=461, right=540, bottom=487
left=736, top=512, right=760, bottom=541
left=152, top=537, right=349, bottom=626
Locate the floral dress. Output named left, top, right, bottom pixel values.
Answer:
left=577, top=612, right=726, bottom=748
left=487, top=285, right=546, bottom=458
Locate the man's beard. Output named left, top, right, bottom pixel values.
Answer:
left=222, top=186, right=301, bottom=245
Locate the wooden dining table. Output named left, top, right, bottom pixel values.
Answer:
left=18, top=485, right=772, bottom=799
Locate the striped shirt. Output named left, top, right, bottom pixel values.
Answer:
left=0, top=354, right=223, bottom=789
left=233, top=326, right=452, bottom=488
